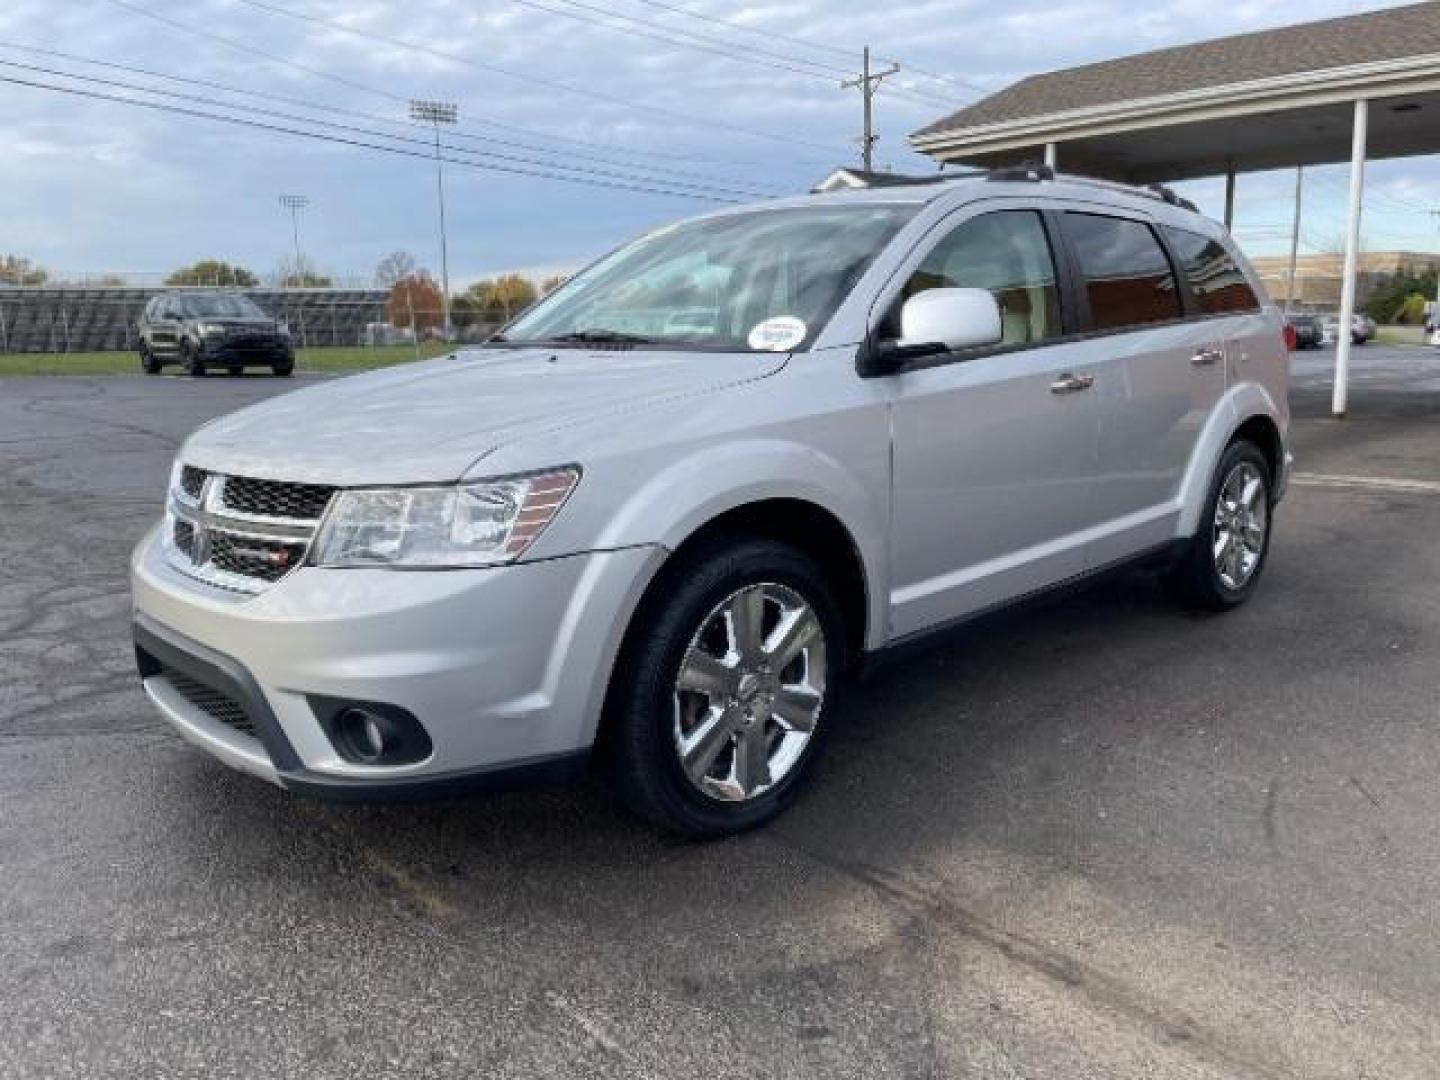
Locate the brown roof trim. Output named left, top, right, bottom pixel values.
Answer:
left=914, top=1, right=1440, bottom=139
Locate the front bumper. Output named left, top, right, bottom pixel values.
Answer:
left=198, top=337, right=293, bottom=366
left=131, top=526, right=663, bottom=798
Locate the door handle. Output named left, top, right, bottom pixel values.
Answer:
left=1191, top=347, right=1224, bottom=367
left=1049, top=373, right=1095, bottom=394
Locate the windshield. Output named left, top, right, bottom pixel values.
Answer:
left=182, top=294, right=266, bottom=319
left=502, top=204, right=918, bottom=351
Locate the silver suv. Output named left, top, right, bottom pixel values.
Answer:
left=132, top=170, right=1290, bottom=836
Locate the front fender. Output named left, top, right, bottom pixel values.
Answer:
left=588, top=438, right=891, bottom=651
left=1175, top=380, right=1288, bottom=538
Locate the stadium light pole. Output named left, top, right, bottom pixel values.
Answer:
left=278, top=194, right=309, bottom=287
left=410, top=100, right=457, bottom=340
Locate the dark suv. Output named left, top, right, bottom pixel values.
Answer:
left=138, top=291, right=295, bottom=377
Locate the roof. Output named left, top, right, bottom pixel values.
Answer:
left=812, top=166, right=947, bottom=193
left=914, top=1, right=1440, bottom=139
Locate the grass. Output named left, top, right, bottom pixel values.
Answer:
left=0, top=343, right=455, bottom=377
left=1374, top=325, right=1426, bottom=347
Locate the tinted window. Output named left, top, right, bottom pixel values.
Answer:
left=1163, top=227, right=1260, bottom=315
left=181, top=294, right=266, bottom=318
left=1064, top=213, right=1181, bottom=331
left=898, top=210, right=1062, bottom=346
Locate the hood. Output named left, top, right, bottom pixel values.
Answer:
left=181, top=347, right=787, bottom=485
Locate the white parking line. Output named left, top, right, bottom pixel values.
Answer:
left=1292, top=472, right=1440, bottom=495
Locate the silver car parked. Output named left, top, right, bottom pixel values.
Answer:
left=132, top=170, right=1291, bottom=836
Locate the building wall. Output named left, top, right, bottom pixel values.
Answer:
left=1247, top=250, right=1440, bottom=309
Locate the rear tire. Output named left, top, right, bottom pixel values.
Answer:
left=1167, top=440, right=1273, bottom=611
left=605, top=536, right=845, bottom=838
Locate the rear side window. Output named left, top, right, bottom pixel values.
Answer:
left=1064, top=213, right=1181, bottom=331
left=898, top=210, right=1062, bottom=347
left=1163, top=227, right=1261, bottom=315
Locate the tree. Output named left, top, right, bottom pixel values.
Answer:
left=0, top=254, right=48, bottom=286
left=388, top=273, right=443, bottom=333
left=1397, top=292, right=1430, bottom=325
left=1363, top=267, right=1438, bottom=323
left=488, top=274, right=539, bottom=320
left=374, top=251, right=418, bottom=289
left=274, top=256, right=333, bottom=288
left=166, top=260, right=258, bottom=287
left=540, top=274, right=569, bottom=296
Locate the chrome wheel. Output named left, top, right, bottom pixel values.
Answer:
left=672, top=582, right=827, bottom=803
left=1213, top=461, right=1268, bottom=590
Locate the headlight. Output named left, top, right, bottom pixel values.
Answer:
left=197, top=322, right=226, bottom=337
left=311, top=468, right=580, bottom=568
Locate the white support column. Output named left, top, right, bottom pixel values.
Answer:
left=1043, top=142, right=1058, bottom=170
left=1333, top=99, right=1369, bottom=419
left=1223, top=164, right=1236, bottom=230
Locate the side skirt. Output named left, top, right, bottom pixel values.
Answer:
left=858, top=539, right=1187, bottom=679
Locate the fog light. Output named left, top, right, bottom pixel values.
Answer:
left=312, top=697, right=432, bottom=766
left=338, top=708, right=389, bottom=763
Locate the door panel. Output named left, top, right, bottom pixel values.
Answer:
left=889, top=343, right=1106, bottom=637
left=1055, top=211, right=1223, bottom=567
left=1087, top=321, right=1225, bottom=565
left=883, top=206, right=1109, bottom=639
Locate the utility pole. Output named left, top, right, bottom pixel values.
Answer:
left=278, top=194, right=310, bottom=352
left=278, top=194, right=309, bottom=286
left=1285, top=166, right=1304, bottom=314
left=841, top=47, right=899, bottom=172
left=410, top=99, right=458, bottom=341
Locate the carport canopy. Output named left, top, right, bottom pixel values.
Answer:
left=910, top=1, right=1440, bottom=416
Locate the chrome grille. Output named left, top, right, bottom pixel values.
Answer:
left=180, top=466, right=207, bottom=501
left=221, top=476, right=335, bottom=520
left=164, top=469, right=329, bottom=594
left=208, top=531, right=307, bottom=583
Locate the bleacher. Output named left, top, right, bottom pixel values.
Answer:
left=0, top=287, right=391, bottom=353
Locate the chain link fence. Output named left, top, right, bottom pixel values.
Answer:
left=0, top=286, right=503, bottom=355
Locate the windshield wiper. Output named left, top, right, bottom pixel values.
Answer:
left=544, top=329, right=662, bottom=345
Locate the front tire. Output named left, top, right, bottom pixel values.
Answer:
left=1167, top=440, right=1273, bottom=611
left=139, top=345, right=161, bottom=375
left=272, top=360, right=294, bottom=377
left=181, top=341, right=205, bottom=378
left=605, top=536, right=845, bottom=838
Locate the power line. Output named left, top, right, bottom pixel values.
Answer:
left=626, top=0, right=991, bottom=99
left=512, top=0, right=966, bottom=109
left=0, top=57, right=775, bottom=201
left=515, top=0, right=853, bottom=80
left=0, top=72, right=750, bottom=203
left=0, top=40, right=783, bottom=195
left=221, top=0, right=850, bottom=153
left=96, top=0, right=810, bottom=169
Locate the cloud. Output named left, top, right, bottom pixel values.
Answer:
left=0, top=0, right=1432, bottom=280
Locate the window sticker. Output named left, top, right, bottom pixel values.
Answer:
left=747, top=316, right=807, bottom=352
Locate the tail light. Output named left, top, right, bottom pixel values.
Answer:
left=1282, top=323, right=1297, bottom=351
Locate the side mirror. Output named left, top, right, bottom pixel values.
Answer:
left=897, top=287, right=1003, bottom=352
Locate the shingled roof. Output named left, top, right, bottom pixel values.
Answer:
left=914, top=1, right=1440, bottom=139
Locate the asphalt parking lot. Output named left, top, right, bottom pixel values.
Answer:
left=3, top=345, right=1440, bottom=1079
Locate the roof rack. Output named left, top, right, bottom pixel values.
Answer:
left=1144, top=183, right=1200, bottom=213
left=986, top=161, right=1055, bottom=183
left=980, top=164, right=1203, bottom=215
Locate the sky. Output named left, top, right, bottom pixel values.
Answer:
left=1, top=0, right=1437, bottom=289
